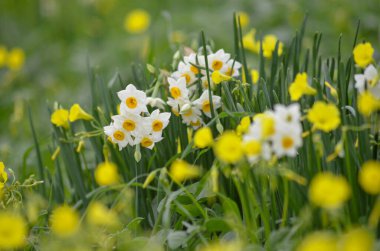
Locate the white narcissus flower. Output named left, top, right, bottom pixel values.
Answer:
left=354, top=64, right=380, bottom=98
left=274, top=103, right=302, bottom=133
left=135, top=133, right=163, bottom=150
left=118, top=84, right=148, bottom=115
left=167, top=97, right=189, bottom=116
left=168, top=77, right=189, bottom=100
left=272, top=123, right=302, bottom=157
left=104, top=123, right=133, bottom=150
left=207, top=49, right=231, bottom=72
left=111, top=112, right=143, bottom=137
left=171, top=61, right=197, bottom=86
left=193, top=90, right=221, bottom=118
left=180, top=104, right=202, bottom=126
left=144, top=109, right=171, bottom=136
left=225, top=59, right=242, bottom=77
left=146, top=97, right=166, bottom=110
left=200, top=76, right=215, bottom=90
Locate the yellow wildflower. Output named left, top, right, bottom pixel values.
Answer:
left=243, top=29, right=259, bottom=53
left=251, top=69, right=259, bottom=84
left=307, top=102, right=341, bottom=132
left=288, top=73, right=317, bottom=101
left=324, top=81, right=338, bottom=100
left=236, top=11, right=249, bottom=28
left=0, top=162, right=8, bottom=190
left=194, top=127, right=213, bottom=148
left=50, top=205, right=79, bottom=237
left=211, top=70, right=232, bottom=84
left=359, top=160, right=380, bottom=195
left=87, top=202, right=118, bottom=228
left=236, top=116, right=251, bottom=136
left=353, top=42, right=374, bottom=68
left=124, top=9, right=150, bottom=34
left=308, top=172, right=351, bottom=209
left=7, top=48, right=25, bottom=71
left=0, top=46, right=7, bottom=68
left=357, top=91, right=380, bottom=117
left=297, top=232, right=338, bottom=251
left=261, top=34, right=283, bottom=58
left=0, top=212, right=27, bottom=250
left=169, top=159, right=200, bottom=183
left=339, top=228, right=375, bottom=251
left=95, top=162, right=119, bottom=186
left=69, top=103, right=93, bottom=122
left=51, top=109, right=69, bottom=129
left=214, top=131, right=244, bottom=164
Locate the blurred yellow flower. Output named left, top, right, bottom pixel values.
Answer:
left=353, top=42, right=374, bottom=68
left=297, top=232, right=338, bottom=251
left=236, top=116, right=251, bottom=136
left=261, top=34, right=283, bottom=58
left=288, top=73, right=316, bottom=101
left=0, top=162, right=8, bottom=190
left=324, top=81, right=338, bottom=100
left=169, top=159, right=200, bottom=183
left=357, top=91, right=380, bottom=117
left=124, top=9, right=150, bottom=34
left=243, top=29, right=259, bottom=53
left=308, top=172, right=351, bottom=209
left=211, top=70, right=231, bottom=84
left=0, top=46, right=7, bottom=68
left=50, top=205, right=79, bottom=237
left=87, top=202, right=118, bottom=228
left=359, top=160, right=380, bottom=195
left=7, top=47, right=25, bottom=71
left=339, top=227, right=375, bottom=251
left=0, top=212, right=27, bottom=250
left=214, top=131, right=244, bottom=164
left=236, top=11, right=249, bottom=28
left=251, top=69, right=259, bottom=84
left=95, top=162, right=119, bottom=186
left=51, top=109, right=69, bottom=129
left=307, top=102, right=341, bottom=132
left=194, top=127, right=213, bottom=148
left=69, top=104, right=93, bottom=122
left=254, top=113, right=276, bottom=139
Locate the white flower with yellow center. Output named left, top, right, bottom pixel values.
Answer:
left=193, top=90, right=221, bottom=118
left=146, top=97, right=166, bottom=110
left=104, top=123, right=133, bottom=150
left=135, top=133, right=163, bottom=150
left=172, top=62, right=197, bottom=85
left=207, top=49, right=230, bottom=72
left=180, top=103, right=202, bottom=126
left=111, top=112, right=143, bottom=137
left=224, top=59, right=242, bottom=77
left=200, top=76, right=215, bottom=90
left=354, top=64, right=380, bottom=98
left=242, top=133, right=271, bottom=163
left=184, top=53, right=202, bottom=76
left=144, top=109, right=171, bottom=136
left=118, top=84, right=148, bottom=115
left=274, top=103, right=302, bottom=133
left=168, top=77, right=189, bottom=100
left=167, top=97, right=187, bottom=116
left=272, top=124, right=302, bottom=157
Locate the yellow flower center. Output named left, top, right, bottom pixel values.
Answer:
left=212, top=60, right=223, bottom=71
left=190, top=65, right=199, bottom=74
left=202, top=100, right=211, bottom=113
left=152, top=120, right=163, bottom=132
left=282, top=136, right=294, bottom=149
left=113, top=130, right=125, bottom=141
left=181, top=73, right=191, bottom=84
left=190, top=120, right=201, bottom=127
left=126, top=97, right=138, bottom=109
left=123, top=119, right=136, bottom=131
left=226, top=67, right=234, bottom=76
left=170, top=87, right=181, bottom=99
left=244, top=140, right=262, bottom=156
left=141, top=137, right=153, bottom=148
left=286, top=114, right=293, bottom=122
left=184, top=109, right=193, bottom=117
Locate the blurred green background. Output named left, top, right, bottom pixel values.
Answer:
left=0, top=0, right=379, bottom=171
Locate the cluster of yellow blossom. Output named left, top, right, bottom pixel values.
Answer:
left=288, top=73, right=317, bottom=101
left=307, top=101, right=341, bottom=132
left=0, top=45, right=25, bottom=71
left=51, top=103, right=93, bottom=129
left=297, top=228, right=375, bottom=251
left=169, top=159, right=200, bottom=183
left=124, top=9, right=150, bottom=34
left=0, top=211, right=28, bottom=250
left=243, top=29, right=284, bottom=58
left=104, top=84, right=171, bottom=150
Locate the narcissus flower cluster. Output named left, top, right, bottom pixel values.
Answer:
left=167, top=49, right=238, bottom=128
left=104, top=84, right=171, bottom=150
